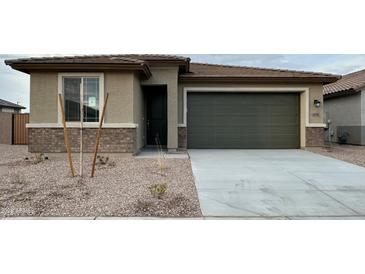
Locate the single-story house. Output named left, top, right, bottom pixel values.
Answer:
left=0, top=98, right=25, bottom=113
left=323, top=69, right=365, bottom=145
left=5, top=55, right=339, bottom=153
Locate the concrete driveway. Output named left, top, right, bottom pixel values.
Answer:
left=189, top=149, right=365, bottom=219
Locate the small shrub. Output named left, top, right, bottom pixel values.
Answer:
left=31, top=153, right=48, bottom=164
left=34, top=153, right=44, bottom=164
left=149, top=183, right=167, bottom=199
left=108, top=161, right=116, bottom=167
left=96, top=155, right=116, bottom=167
left=97, top=155, right=109, bottom=165
left=155, top=135, right=167, bottom=172
left=157, top=157, right=167, bottom=171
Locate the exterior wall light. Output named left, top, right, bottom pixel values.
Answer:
left=314, top=99, right=321, bottom=108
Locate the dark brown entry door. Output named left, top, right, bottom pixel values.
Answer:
left=146, top=90, right=167, bottom=146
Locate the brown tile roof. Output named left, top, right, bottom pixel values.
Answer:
left=5, top=55, right=139, bottom=64
left=5, top=54, right=189, bottom=64
left=5, top=54, right=190, bottom=76
left=112, top=54, right=190, bottom=62
left=5, top=54, right=339, bottom=83
left=0, top=99, right=25, bottom=109
left=181, top=63, right=339, bottom=83
left=324, top=69, right=365, bottom=97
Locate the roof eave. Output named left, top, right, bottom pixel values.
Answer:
left=0, top=105, right=25, bottom=109
left=179, top=76, right=339, bottom=84
left=6, top=62, right=152, bottom=79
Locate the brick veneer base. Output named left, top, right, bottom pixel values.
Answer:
left=28, top=128, right=136, bottom=153
left=178, top=126, right=187, bottom=150
left=306, top=127, right=324, bottom=147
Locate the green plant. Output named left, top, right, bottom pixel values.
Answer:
left=149, top=183, right=167, bottom=199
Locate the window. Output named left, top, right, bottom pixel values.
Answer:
left=83, top=78, right=100, bottom=122
left=62, top=75, right=101, bottom=123
left=64, top=78, right=81, bottom=121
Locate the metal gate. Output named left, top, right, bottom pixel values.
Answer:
left=13, top=113, right=29, bottom=145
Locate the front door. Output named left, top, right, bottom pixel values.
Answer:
left=146, top=88, right=167, bottom=146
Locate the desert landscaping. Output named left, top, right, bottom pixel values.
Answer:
left=307, top=144, right=365, bottom=168
left=0, top=145, right=202, bottom=218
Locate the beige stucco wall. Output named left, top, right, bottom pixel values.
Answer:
left=104, top=72, right=134, bottom=123
left=29, top=70, right=325, bottom=150
left=29, top=71, right=136, bottom=124
left=141, top=67, right=179, bottom=149
left=308, top=85, right=324, bottom=124
left=30, top=72, right=58, bottom=123
left=133, top=74, right=144, bottom=149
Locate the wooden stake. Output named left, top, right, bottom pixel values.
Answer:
left=58, top=94, right=76, bottom=177
left=91, top=93, right=110, bottom=178
left=80, top=81, right=84, bottom=177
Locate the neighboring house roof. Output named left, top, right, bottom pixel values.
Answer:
left=324, top=69, right=365, bottom=98
left=181, top=63, right=340, bottom=83
left=0, top=99, right=25, bottom=109
left=5, top=54, right=339, bottom=84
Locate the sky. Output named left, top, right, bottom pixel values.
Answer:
left=1, top=54, right=365, bottom=112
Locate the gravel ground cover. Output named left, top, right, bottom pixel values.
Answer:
left=0, top=145, right=202, bottom=217
left=307, top=144, right=365, bottom=168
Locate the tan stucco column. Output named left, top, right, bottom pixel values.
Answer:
left=167, top=81, right=178, bottom=150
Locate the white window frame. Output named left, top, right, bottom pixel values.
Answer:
left=58, top=72, right=104, bottom=127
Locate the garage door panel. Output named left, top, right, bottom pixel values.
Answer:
left=187, top=92, right=300, bottom=149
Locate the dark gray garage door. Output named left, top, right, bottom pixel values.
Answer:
left=187, top=92, right=300, bottom=149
